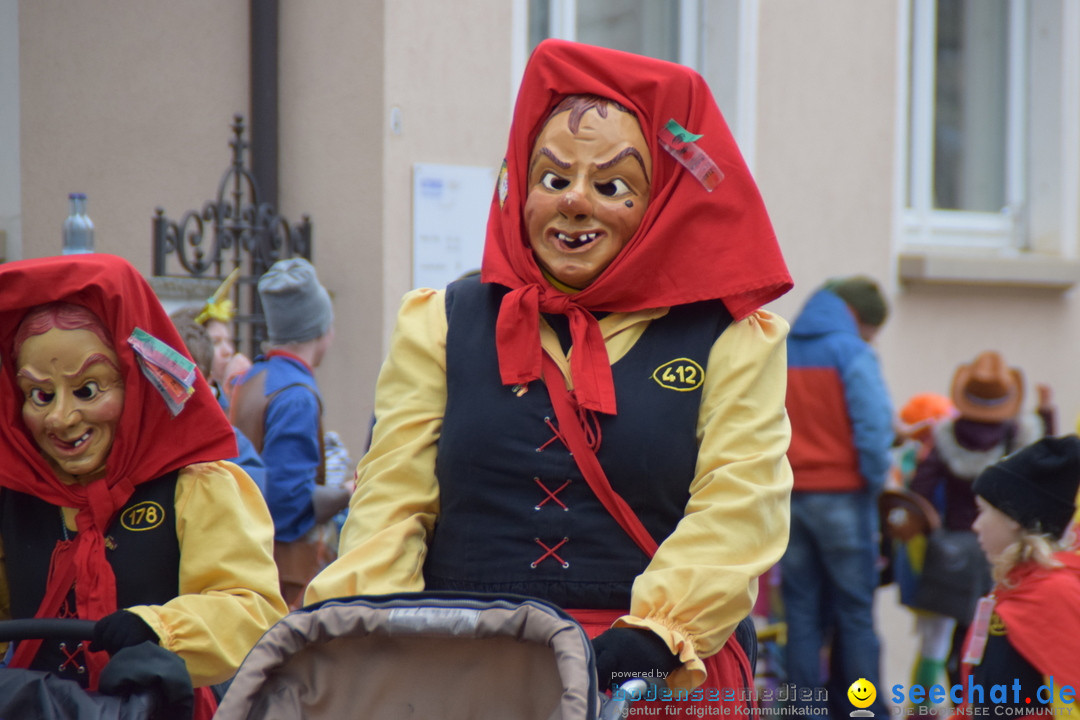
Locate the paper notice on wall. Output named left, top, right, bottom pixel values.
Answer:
left=412, top=163, right=497, bottom=290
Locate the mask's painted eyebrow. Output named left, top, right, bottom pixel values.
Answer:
left=66, top=353, right=119, bottom=380
left=16, top=368, right=46, bottom=384
left=529, top=147, right=571, bottom=178
left=15, top=353, right=118, bottom=384
left=596, top=147, right=650, bottom=183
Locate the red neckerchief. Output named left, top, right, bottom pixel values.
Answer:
left=0, top=254, right=237, bottom=687
left=482, top=39, right=791, bottom=414
left=266, top=348, right=313, bottom=373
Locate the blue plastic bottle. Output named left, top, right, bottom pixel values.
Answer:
left=62, top=192, right=95, bottom=254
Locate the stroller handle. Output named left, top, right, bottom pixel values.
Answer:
left=0, top=618, right=96, bottom=642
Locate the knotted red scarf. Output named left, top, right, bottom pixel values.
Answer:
left=0, top=254, right=236, bottom=687
left=483, top=39, right=792, bottom=414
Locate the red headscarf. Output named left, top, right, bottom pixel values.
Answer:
left=482, top=39, right=792, bottom=414
left=0, top=254, right=236, bottom=684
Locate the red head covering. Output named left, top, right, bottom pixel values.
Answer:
left=0, top=254, right=236, bottom=684
left=482, top=39, right=792, bottom=414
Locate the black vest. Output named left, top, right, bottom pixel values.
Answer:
left=0, top=472, right=181, bottom=684
left=424, top=277, right=731, bottom=608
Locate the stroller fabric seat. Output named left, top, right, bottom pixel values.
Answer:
left=214, top=593, right=600, bottom=720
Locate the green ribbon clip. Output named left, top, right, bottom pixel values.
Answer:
left=665, top=119, right=703, bottom=143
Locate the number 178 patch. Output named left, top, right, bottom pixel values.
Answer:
left=652, top=358, right=705, bottom=391
left=121, top=501, right=166, bottom=531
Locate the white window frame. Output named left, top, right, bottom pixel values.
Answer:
left=511, top=0, right=702, bottom=91
left=539, top=0, right=701, bottom=67
left=895, top=0, right=1080, bottom=288
left=901, top=0, right=1027, bottom=252
left=510, top=0, right=760, bottom=166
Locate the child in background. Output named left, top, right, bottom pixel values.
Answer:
left=907, top=351, right=1048, bottom=690
left=885, top=393, right=955, bottom=699
left=961, top=435, right=1080, bottom=712
left=893, top=393, right=955, bottom=486
left=192, top=269, right=252, bottom=412
left=169, top=305, right=267, bottom=496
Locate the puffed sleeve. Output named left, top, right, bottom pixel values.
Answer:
left=615, top=309, right=793, bottom=690
left=126, top=461, right=287, bottom=687
left=304, top=288, right=447, bottom=604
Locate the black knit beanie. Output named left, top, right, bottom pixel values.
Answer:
left=972, top=435, right=1080, bottom=539
left=824, top=276, right=888, bottom=327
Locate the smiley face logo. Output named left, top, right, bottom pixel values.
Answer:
left=847, top=678, right=877, bottom=709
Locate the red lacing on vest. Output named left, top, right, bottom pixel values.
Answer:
left=572, top=398, right=602, bottom=452
left=533, top=477, right=571, bottom=511
left=531, top=537, right=570, bottom=569
left=57, top=640, right=86, bottom=674
left=56, top=596, right=77, bottom=619
left=537, top=416, right=568, bottom=452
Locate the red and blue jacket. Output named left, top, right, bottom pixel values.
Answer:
left=786, top=289, right=894, bottom=493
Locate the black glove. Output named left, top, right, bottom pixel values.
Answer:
left=591, top=627, right=680, bottom=691
left=99, top=641, right=194, bottom=720
left=91, top=610, right=159, bottom=655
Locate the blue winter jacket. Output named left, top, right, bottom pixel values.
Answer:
left=786, top=289, right=894, bottom=493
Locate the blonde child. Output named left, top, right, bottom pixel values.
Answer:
left=961, top=435, right=1080, bottom=713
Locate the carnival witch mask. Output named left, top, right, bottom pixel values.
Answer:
left=525, top=96, right=652, bottom=290
left=14, top=303, right=124, bottom=486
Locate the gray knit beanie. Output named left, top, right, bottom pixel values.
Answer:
left=258, top=257, right=333, bottom=345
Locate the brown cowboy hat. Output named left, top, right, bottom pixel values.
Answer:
left=878, top=488, right=941, bottom=542
left=951, top=350, right=1024, bottom=423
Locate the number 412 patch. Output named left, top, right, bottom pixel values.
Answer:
left=652, top=358, right=705, bottom=391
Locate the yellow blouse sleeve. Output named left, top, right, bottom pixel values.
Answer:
left=615, top=309, right=793, bottom=690
left=304, top=288, right=446, bottom=604
left=126, top=461, right=287, bottom=687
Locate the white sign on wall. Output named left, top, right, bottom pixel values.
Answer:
left=412, top=163, right=497, bottom=290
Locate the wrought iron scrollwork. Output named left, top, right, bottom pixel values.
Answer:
left=153, top=114, right=312, bottom=356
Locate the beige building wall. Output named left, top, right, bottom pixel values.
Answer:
left=277, top=0, right=514, bottom=447
left=15, top=0, right=516, bottom=453
left=753, top=0, right=1080, bottom=429
left=277, top=0, right=387, bottom=449
left=19, top=1, right=249, bottom=261
left=12, top=0, right=1080, bottom=454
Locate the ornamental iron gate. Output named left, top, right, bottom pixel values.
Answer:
left=152, top=114, right=312, bottom=357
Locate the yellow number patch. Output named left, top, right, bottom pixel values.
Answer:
left=652, top=358, right=705, bottom=391
left=120, top=501, right=165, bottom=532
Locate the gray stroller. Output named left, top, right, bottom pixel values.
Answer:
left=214, top=592, right=645, bottom=720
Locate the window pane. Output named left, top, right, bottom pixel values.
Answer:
left=526, top=0, right=682, bottom=63
left=529, top=0, right=551, bottom=52
left=933, top=0, right=1008, bottom=212
left=577, top=1, right=680, bottom=63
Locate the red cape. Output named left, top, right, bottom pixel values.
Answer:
left=992, top=550, right=1080, bottom=689
left=482, top=39, right=792, bottom=413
